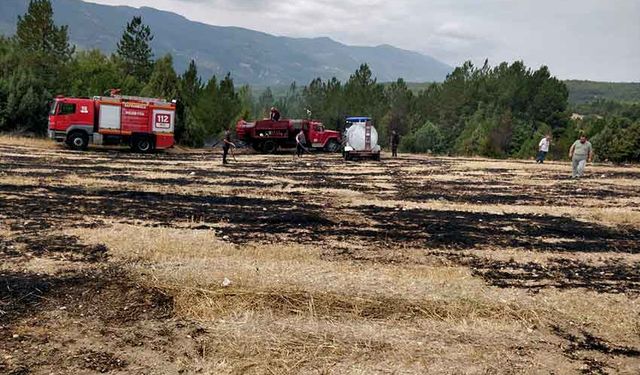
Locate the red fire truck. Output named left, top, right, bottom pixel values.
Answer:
left=236, top=119, right=341, bottom=153
left=48, top=94, right=176, bottom=152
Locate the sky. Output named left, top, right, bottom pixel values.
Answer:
left=86, top=0, right=639, bottom=82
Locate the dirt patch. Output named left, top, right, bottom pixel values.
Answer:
left=77, top=350, right=128, bottom=373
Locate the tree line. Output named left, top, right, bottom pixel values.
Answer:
left=1, top=0, right=638, bottom=161
left=0, top=1, right=242, bottom=147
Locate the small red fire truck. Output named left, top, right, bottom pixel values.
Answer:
left=236, top=118, right=341, bottom=153
left=48, top=94, right=176, bottom=152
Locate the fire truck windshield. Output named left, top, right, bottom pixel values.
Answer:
left=49, top=101, right=58, bottom=115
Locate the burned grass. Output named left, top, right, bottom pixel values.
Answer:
left=0, top=229, right=169, bottom=326
left=396, top=173, right=639, bottom=207
left=0, top=264, right=190, bottom=374
left=481, top=257, right=640, bottom=294
left=551, top=324, right=640, bottom=374
left=0, top=226, right=186, bottom=374
left=15, top=234, right=108, bottom=262
left=337, top=205, right=640, bottom=253
left=0, top=183, right=332, bottom=241
left=2, top=140, right=640, bottom=373
left=424, top=251, right=640, bottom=295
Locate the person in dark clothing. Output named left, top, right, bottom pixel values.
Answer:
left=222, top=129, right=236, bottom=165
left=391, top=130, right=400, bottom=157
left=270, top=107, right=281, bottom=122
left=296, top=129, right=306, bottom=157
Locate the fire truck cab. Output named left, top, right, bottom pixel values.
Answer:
left=48, top=94, right=176, bottom=152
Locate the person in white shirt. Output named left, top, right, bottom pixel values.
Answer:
left=536, top=134, right=552, bottom=163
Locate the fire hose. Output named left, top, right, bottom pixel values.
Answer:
left=230, top=145, right=238, bottom=162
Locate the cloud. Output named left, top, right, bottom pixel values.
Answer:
left=435, top=22, right=480, bottom=41
left=86, top=0, right=640, bottom=81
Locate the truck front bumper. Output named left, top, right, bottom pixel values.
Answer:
left=48, top=130, right=66, bottom=142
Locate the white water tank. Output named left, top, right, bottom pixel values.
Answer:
left=346, top=122, right=379, bottom=151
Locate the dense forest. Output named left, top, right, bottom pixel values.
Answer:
left=1, top=0, right=638, bottom=162
left=565, top=80, right=640, bottom=104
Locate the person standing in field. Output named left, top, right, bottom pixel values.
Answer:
left=295, top=129, right=306, bottom=158
left=569, top=133, right=593, bottom=178
left=222, top=128, right=236, bottom=165
left=536, top=134, right=552, bottom=163
left=391, top=130, right=400, bottom=158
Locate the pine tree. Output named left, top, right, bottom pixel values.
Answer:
left=15, top=0, right=74, bottom=61
left=383, top=78, right=414, bottom=142
left=344, top=64, right=386, bottom=123
left=413, top=121, right=446, bottom=153
left=323, top=77, right=346, bottom=129
left=67, top=50, right=120, bottom=97
left=192, top=76, right=219, bottom=142
left=257, top=87, right=274, bottom=117
left=217, top=74, right=242, bottom=131
left=179, top=60, right=203, bottom=106
left=175, top=60, right=203, bottom=144
left=302, top=78, right=326, bottom=118
left=117, top=16, right=154, bottom=81
left=14, top=0, right=74, bottom=95
left=237, top=85, right=255, bottom=120
left=141, top=54, right=178, bottom=99
left=1, top=68, right=50, bottom=133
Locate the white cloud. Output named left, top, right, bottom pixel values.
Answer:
left=435, top=22, right=481, bottom=41
left=85, top=0, right=640, bottom=81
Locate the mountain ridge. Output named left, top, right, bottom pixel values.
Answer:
left=0, top=0, right=453, bottom=85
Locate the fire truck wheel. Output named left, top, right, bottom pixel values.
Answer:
left=66, top=131, right=89, bottom=151
left=325, top=139, right=340, bottom=153
left=262, top=140, right=278, bottom=154
left=132, top=137, right=154, bottom=153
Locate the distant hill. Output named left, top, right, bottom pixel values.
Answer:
left=565, top=80, right=640, bottom=104
left=0, top=0, right=452, bottom=85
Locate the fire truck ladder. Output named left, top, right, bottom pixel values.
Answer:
left=364, top=120, right=372, bottom=151
left=94, top=95, right=172, bottom=105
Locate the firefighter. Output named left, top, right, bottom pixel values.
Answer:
left=270, top=107, right=281, bottom=122
left=222, top=128, right=236, bottom=165
left=390, top=130, right=400, bottom=157
left=295, top=129, right=306, bottom=158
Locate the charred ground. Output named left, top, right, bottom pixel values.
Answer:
left=1, top=141, right=640, bottom=374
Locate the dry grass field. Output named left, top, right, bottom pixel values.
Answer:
left=1, top=137, right=639, bottom=374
